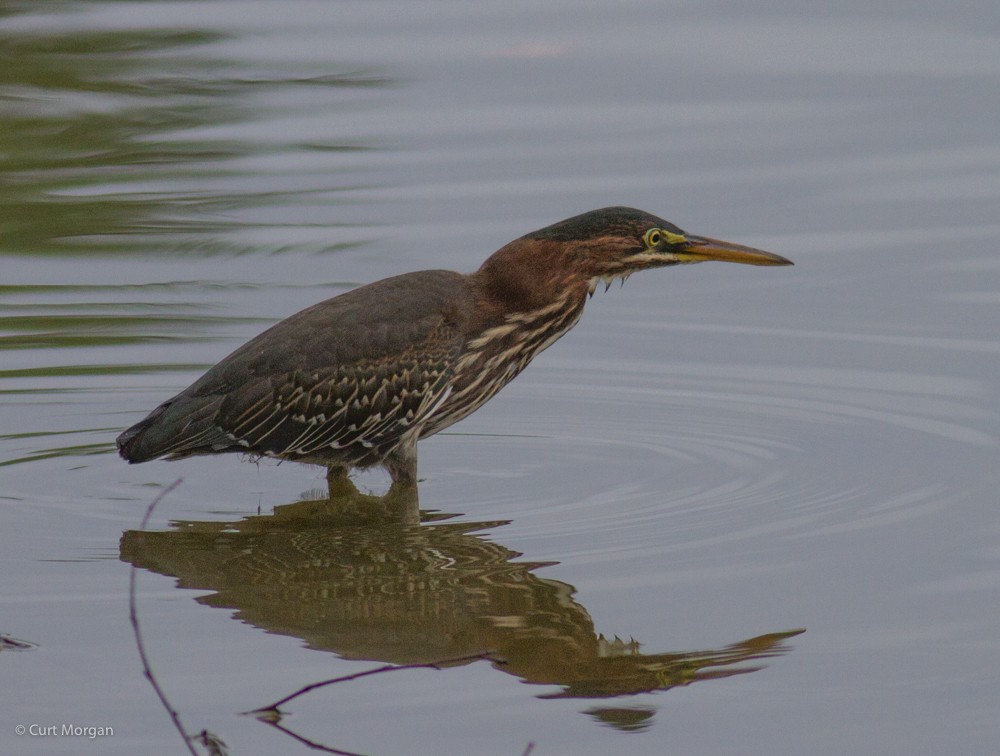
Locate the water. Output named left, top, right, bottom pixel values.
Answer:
left=2, top=2, right=1000, bottom=754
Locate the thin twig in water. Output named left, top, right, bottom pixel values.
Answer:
left=521, top=743, right=535, bottom=756
left=252, top=651, right=504, bottom=715
left=193, top=730, right=229, bottom=756
left=262, top=720, right=368, bottom=756
left=128, top=478, right=200, bottom=756
left=0, top=634, right=37, bottom=652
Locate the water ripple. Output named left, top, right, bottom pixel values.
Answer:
left=451, top=352, right=989, bottom=565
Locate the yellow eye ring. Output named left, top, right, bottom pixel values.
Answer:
left=644, top=227, right=687, bottom=248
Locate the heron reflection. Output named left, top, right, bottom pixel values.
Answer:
left=120, top=485, right=802, bottom=731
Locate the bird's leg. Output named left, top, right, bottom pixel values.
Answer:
left=383, top=437, right=420, bottom=523
left=325, top=464, right=356, bottom=498
left=385, top=481, right=419, bottom=525
left=383, top=435, right=418, bottom=488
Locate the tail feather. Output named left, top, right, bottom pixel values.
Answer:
left=116, top=394, right=232, bottom=463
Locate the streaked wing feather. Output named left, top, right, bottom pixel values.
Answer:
left=118, top=270, right=475, bottom=465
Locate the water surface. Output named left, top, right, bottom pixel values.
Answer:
left=2, top=2, right=999, bottom=754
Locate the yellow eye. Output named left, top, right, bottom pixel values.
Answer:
left=643, top=228, right=662, bottom=247
left=644, top=227, right=687, bottom=248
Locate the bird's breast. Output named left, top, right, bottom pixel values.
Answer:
left=419, top=291, right=586, bottom=437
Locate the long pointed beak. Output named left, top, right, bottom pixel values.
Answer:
left=680, top=235, right=793, bottom=266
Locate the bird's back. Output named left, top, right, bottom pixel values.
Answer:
left=117, top=270, right=477, bottom=467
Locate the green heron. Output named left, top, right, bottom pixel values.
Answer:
left=117, top=207, right=791, bottom=487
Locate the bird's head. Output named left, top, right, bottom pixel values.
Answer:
left=529, top=206, right=792, bottom=289
left=476, top=206, right=791, bottom=309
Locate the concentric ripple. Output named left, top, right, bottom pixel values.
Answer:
left=432, top=339, right=993, bottom=569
